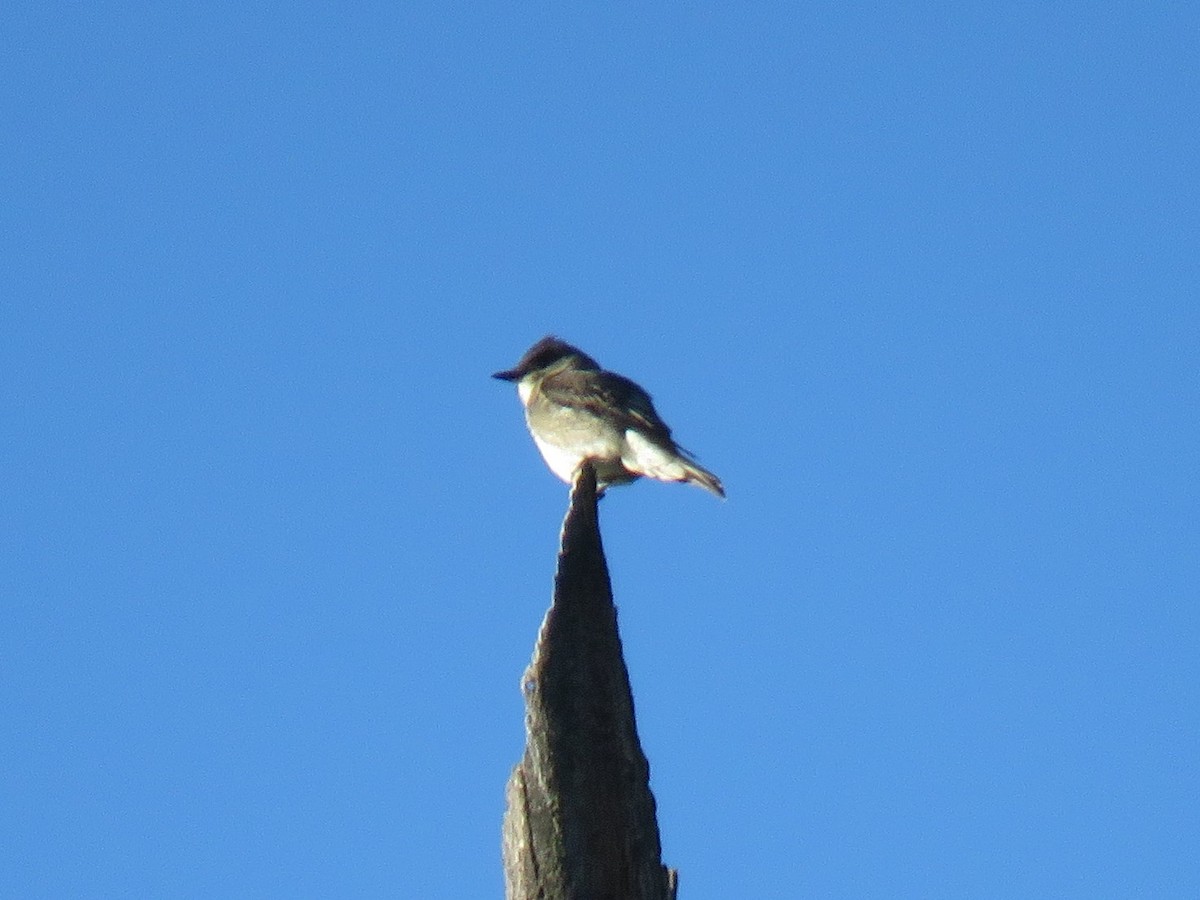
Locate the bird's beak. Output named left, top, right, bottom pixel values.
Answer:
left=492, top=369, right=520, bottom=381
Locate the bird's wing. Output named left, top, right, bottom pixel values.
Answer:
left=541, top=370, right=677, bottom=447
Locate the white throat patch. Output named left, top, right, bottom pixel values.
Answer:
left=516, top=377, right=536, bottom=407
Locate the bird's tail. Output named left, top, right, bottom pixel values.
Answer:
left=681, top=459, right=725, bottom=499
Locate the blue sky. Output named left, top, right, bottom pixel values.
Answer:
left=4, top=2, right=1197, bottom=897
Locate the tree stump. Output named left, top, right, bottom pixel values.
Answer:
left=502, top=463, right=677, bottom=900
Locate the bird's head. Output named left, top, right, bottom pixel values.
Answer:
left=492, top=336, right=600, bottom=382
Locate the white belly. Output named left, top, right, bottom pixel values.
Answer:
left=530, top=432, right=639, bottom=487
left=531, top=433, right=589, bottom=483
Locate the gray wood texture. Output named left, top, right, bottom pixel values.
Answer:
left=502, top=463, right=677, bottom=900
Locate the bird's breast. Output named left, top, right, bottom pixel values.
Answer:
left=524, top=397, right=630, bottom=485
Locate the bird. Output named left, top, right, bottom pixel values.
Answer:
left=493, top=336, right=725, bottom=498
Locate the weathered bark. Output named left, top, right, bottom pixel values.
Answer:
left=502, top=463, right=677, bottom=900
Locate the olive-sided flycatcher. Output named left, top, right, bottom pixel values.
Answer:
left=494, top=336, right=725, bottom=498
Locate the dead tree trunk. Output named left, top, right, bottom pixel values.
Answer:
left=502, top=463, right=678, bottom=900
